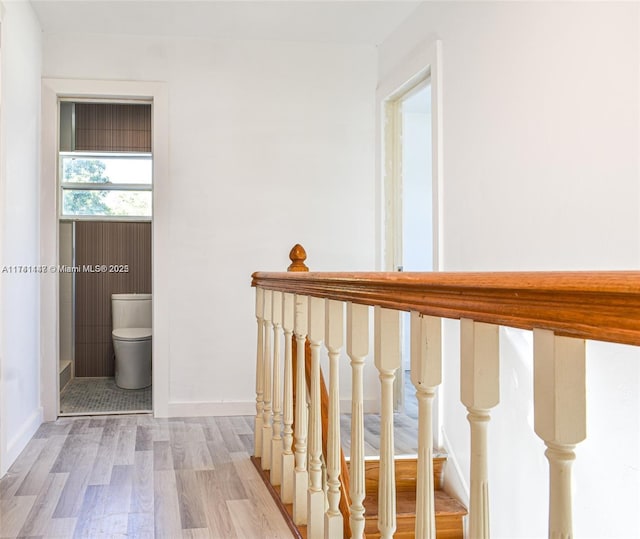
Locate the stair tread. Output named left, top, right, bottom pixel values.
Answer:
left=252, top=456, right=465, bottom=539
left=364, top=488, right=467, bottom=518
left=364, top=455, right=447, bottom=492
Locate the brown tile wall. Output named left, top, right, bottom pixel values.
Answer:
left=75, top=103, right=151, bottom=152
left=75, top=221, right=151, bottom=377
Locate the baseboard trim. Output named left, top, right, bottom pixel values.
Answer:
left=166, top=398, right=379, bottom=418
left=166, top=399, right=379, bottom=418
left=167, top=400, right=255, bottom=417
left=5, top=407, right=43, bottom=473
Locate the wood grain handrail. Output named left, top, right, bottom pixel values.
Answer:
left=252, top=271, right=640, bottom=347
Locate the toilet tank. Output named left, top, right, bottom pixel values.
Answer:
left=112, top=293, right=152, bottom=330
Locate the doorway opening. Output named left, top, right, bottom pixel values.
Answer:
left=398, top=81, right=434, bottom=380
left=57, top=100, right=153, bottom=415
left=383, top=62, right=439, bottom=416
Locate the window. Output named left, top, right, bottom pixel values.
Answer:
left=60, top=153, right=152, bottom=217
left=59, top=102, right=152, bottom=219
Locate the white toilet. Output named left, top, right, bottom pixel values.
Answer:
left=112, top=293, right=152, bottom=389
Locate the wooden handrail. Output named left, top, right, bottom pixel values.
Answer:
left=252, top=271, right=640, bottom=346
left=256, top=247, right=639, bottom=537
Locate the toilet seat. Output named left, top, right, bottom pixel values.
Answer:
left=112, top=327, right=152, bottom=342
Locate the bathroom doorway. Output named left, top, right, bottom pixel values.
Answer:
left=58, top=101, right=153, bottom=415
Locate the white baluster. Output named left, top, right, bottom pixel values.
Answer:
left=281, top=292, right=295, bottom=503
left=307, top=296, right=325, bottom=539
left=254, top=287, right=264, bottom=458
left=347, top=303, right=369, bottom=539
left=262, top=290, right=273, bottom=470
left=533, top=329, right=586, bottom=539
left=293, top=294, right=309, bottom=525
left=324, top=299, right=344, bottom=539
left=271, top=291, right=284, bottom=485
left=374, top=306, right=401, bottom=539
left=460, top=318, right=499, bottom=539
left=410, top=312, right=442, bottom=539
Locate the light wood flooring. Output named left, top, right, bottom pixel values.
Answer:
left=1, top=375, right=422, bottom=539
left=340, top=371, right=420, bottom=458
left=0, top=415, right=294, bottom=539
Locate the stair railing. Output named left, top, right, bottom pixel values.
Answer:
left=251, top=244, right=640, bottom=539
left=254, top=245, right=353, bottom=539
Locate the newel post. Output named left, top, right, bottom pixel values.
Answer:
left=291, top=244, right=310, bottom=526
left=282, top=244, right=307, bottom=503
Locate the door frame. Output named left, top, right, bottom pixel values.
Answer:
left=41, top=78, right=170, bottom=420
left=378, top=40, right=443, bottom=273
left=0, top=3, right=5, bottom=475
left=376, top=39, right=444, bottom=442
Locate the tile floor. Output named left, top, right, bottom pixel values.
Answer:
left=60, top=378, right=152, bottom=415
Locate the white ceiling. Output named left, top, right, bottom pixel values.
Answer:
left=30, top=1, right=422, bottom=45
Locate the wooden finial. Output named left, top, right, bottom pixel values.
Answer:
left=287, top=244, right=309, bottom=272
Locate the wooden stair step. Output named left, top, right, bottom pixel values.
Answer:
left=363, top=456, right=467, bottom=539
left=363, top=489, right=466, bottom=539
left=252, top=455, right=467, bottom=539
left=364, top=488, right=467, bottom=518
left=363, top=455, right=446, bottom=493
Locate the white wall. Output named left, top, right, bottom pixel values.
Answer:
left=0, top=0, right=43, bottom=475
left=378, top=2, right=639, bottom=537
left=41, top=33, right=379, bottom=415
